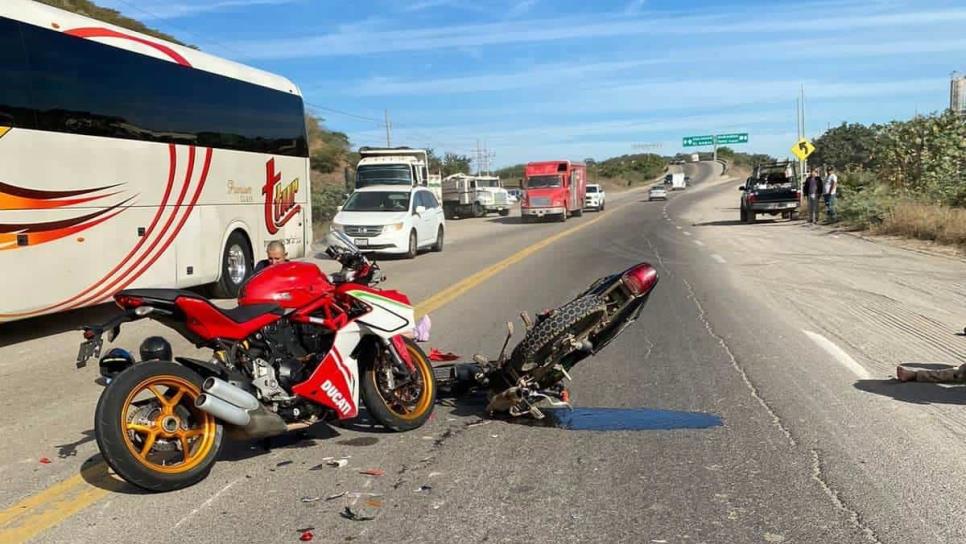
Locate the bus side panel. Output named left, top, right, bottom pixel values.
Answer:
left=0, top=129, right=185, bottom=317
left=175, top=151, right=309, bottom=287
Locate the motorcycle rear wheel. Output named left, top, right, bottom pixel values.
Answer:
left=361, top=337, right=437, bottom=431
left=95, top=362, right=223, bottom=492
left=510, top=295, right=607, bottom=374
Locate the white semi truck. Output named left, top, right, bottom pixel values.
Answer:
left=441, top=173, right=511, bottom=218
left=354, top=147, right=442, bottom=202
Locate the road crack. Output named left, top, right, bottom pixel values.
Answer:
left=682, top=278, right=795, bottom=446
left=683, top=277, right=884, bottom=543
left=810, top=449, right=884, bottom=544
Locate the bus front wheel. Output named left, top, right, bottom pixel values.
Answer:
left=213, top=231, right=252, bottom=298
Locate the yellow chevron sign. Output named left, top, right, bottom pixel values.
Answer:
left=0, top=126, right=10, bottom=140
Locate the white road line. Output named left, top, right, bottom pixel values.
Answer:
left=174, top=478, right=241, bottom=529
left=675, top=225, right=682, bottom=230
left=711, top=254, right=727, bottom=264
left=802, top=330, right=871, bottom=379
left=694, top=240, right=705, bottom=246
left=682, top=231, right=692, bottom=236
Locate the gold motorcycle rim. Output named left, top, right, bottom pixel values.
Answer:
left=375, top=344, right=435, bottom=421
left=119, top=375, right=217, bottom=474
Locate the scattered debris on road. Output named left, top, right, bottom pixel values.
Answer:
left=415, top=485, right=432, bottom=493
left=359, top=468, right=384, bottom=477
left=325, top=491, right=347, bottom=501
left=276, top=460, right=293, bottom=467
left=428, top=348, right=460, bottom=361
left=300, top=496, right=321, bottom=503
left=299, top=530, right=314, bottom=541
left=39, top=457, right=52, bottom=464
left=327, top=459, right=349, bottom=468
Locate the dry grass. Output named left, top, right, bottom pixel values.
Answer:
left=873, top=202, right=966, bottom=247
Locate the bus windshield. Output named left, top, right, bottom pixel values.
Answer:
left=526, top=175, right=562, bottom=188
left=356, top=165, right=413, bottom=187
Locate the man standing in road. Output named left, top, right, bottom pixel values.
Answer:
left=255, top=240, right=288, bottom=273
left=824, top=166, right=838, bottom=223
left=804, top=168, right=822, bottom=224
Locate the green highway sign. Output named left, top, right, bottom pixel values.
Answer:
left=683, top=135, right=714, bottom=147
left=716, top=133, right=749, bottom=145
left=683, top=133, right=749, bottom=147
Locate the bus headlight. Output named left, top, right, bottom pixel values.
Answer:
left=382, top=222, right=405, bottom=233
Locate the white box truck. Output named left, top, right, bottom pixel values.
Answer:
left=670, top=172, right=686, bottom=190
left=354, top=147, right=441, bottom=202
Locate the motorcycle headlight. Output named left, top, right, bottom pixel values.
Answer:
left=382, top=222, right=405, bottom=233
left=330, top=222, right=344, bottom=232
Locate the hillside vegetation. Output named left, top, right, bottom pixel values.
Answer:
left=809, top=111, right=966, bottom=247
left=36, top=0, right=188, bottom=45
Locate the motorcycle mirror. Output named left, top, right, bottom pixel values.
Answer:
left=107, top=325, right=121, bottom=342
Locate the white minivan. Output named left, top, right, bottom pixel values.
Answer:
left=331, top=186, right=445, bottom=258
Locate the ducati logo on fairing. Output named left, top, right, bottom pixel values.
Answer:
left=262, top=158, right=301, bottom=234
left=321, top=379, right=352, bottom=415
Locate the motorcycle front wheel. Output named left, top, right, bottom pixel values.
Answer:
left=361, top=337, right=437, bottom=431
left=94, top=362, right=223, bottom=492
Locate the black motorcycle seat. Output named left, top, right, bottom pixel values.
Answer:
left=119, top=289, right=282, bottom=323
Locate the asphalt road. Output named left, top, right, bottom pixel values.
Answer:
left=2, top=162, right=965, bottom=543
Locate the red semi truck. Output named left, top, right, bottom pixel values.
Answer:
left=521, top=161, right=587, bottom=223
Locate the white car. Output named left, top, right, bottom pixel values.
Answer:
left=585, top=184, right=606, bottom=211
left=331, top=185, right=445, bottom=258
left=648, top=186, right=668, bottom=201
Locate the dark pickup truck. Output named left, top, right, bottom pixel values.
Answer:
left=739, top=161, right=801, bottom=223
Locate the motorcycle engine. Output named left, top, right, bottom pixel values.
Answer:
left=247, top=322, right=332, bottom=400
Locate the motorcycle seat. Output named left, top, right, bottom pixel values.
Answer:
left=118, top=289, right=283, bottom=323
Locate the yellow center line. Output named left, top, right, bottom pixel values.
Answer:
left=0, top=202, right=618, bottom=543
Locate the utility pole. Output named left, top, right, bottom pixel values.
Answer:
left=384, top=109, right=392, bottom=147
left=800, top=84, right=807, bottom=182
left=475, top=139, right=482, bottom=175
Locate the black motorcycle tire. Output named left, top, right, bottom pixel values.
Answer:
left=361, top=337, right=437, bottom=432
left=95, top=362, right=223, bottom=493
left=510, top=295, right=607, bottom=374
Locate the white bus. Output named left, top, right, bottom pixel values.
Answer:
left=0, top=0, right=312, bottom=322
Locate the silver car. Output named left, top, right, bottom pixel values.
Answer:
left=649, top=186, right=668, bottom=201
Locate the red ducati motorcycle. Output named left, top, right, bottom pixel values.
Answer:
left=76, top=232, right=436, bottom=492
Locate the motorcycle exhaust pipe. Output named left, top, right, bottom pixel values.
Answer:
left=195, top=378, right=288, bottom=439
left=203, top=377, right=259, bottom=411
left=195, top=393, right=250, bottom=426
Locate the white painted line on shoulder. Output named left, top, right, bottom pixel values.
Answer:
left=802, top=330, right=871, bottom=379
left=675, top=226, right=682, bottom=230
left=711, top=254, right=726, bottom=264
left=682, top=231, right=692, bottom=236
left=694, top=240, right=704, bottom=246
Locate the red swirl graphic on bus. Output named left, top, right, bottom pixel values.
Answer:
left=0, top=182, right=131, bottom=250
left=262, top=158, right=300, bottom=235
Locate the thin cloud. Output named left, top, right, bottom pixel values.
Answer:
left=223, top=5, right=966, bottom=59
left=98, top=0, right=298, bottom=20
left=507, top=0, right=539, bottom=18
left=346, top=59, right=668, bottom=96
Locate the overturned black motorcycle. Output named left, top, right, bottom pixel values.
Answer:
left=433, top=263, right=658, bottom=418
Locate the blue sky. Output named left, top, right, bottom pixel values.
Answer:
left=98, top=0, right=965, bottom=167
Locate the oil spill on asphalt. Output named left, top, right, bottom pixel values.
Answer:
left=516, top=407, right=723, bottom=431
left=338, top=436, right=380, bottom=447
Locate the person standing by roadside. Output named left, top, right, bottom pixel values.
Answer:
left=823, top=166, right=838, bottom=223
left=804, top=168, right=822, bottom=224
